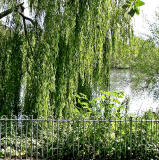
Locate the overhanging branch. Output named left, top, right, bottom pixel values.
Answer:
left=18, top=11, right=36, bottom=26
left=0, top=2, right=38, bottom=27
left=0, top=3, right=24, bottom=19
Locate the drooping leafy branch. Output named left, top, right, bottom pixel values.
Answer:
left=0, top=0, right=144, bottom=118
left=122, top=0, right=145, bottom=17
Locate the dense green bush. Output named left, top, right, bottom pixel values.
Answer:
left=0, top=91, right=158, bottom=159
left=0, top=118, right=158, bottom=159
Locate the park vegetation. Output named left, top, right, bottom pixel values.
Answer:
left=0, top=0, right=145, bottom=118
left=1, top=0, right=159, bottom=159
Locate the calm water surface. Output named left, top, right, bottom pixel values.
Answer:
left=110, top=69, right=159, bottom=115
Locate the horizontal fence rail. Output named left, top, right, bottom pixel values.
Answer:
left=0, top=116, right=159, bottom=160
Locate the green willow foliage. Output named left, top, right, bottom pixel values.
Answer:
left=0, top=21, right=24, bottom=116
left=0, top=0, right=136, bottom=118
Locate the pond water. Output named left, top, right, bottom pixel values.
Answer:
left=110, top=69, right=159, bottom=115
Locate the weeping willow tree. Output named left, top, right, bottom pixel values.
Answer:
left=110, top=0, right=145, bottom=68
left=0, top=0, right=143, bottom=118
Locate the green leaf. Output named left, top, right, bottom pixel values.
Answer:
left=99, top=90, right=107, bottom=94
left=74, top=108, right=79, bottom=113
left=110, top=92, right=118, bottom=96
left=114, top=99, right=121, bottom=104
left=128, top=9, right=136, bottom=17
left=135, top=7, right=140, bottom=15
left=113, top=106, right=119, bottom=109
left=122, top=4, right=129, bottom=9
left=81, top=102, right=88, bottom=106
left=101, top=95, right=106, bottom=99
left=119, top=105, right=126, bottom=109
left=135, top=0, right=145, bottom=7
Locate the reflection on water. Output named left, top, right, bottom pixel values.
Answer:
left=110, top=69, right=159, bottom=115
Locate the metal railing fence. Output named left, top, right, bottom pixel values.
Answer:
left=0, top=116, right=159, bottom=159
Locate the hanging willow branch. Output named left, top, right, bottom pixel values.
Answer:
left=0, top=0, right=138, bottom=118
left=18, top=11, right=36, bottom=26
left=0, top=2, right=39, bottom=57
left=0, top=3, right=24, bottom=19
left=0, top=2, right=37, bottom=77
left=0, top=2, right=36, bottom=26
left=21, top=8, right=34, bottom=52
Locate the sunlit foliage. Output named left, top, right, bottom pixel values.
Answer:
left=0, top=0, right=138, bottom=118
